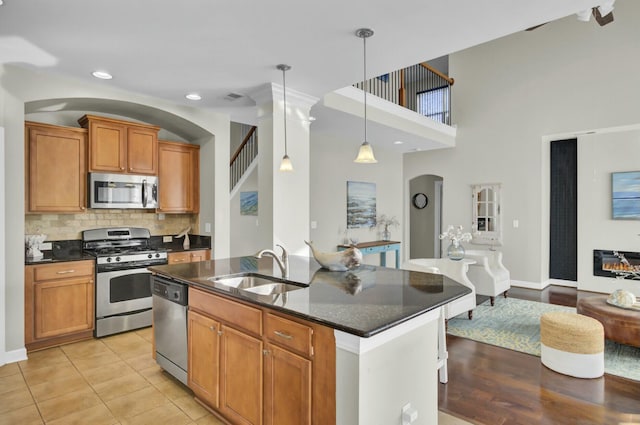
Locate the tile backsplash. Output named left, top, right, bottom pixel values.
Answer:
left=25, top=210, right=199, bottom=241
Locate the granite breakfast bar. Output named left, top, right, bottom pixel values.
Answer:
left=150, top=255, right=471, bottom=425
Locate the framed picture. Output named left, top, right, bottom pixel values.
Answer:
left=240, top=191, right=258, bottom=216
left=347, top=181, right=376, bottom=228
left=612, top=171, right=640, bottom=219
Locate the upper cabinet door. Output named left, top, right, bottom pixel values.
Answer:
left=88, top=120, right=127, bottom=172
left=127, top=126, right=158, bottom=174
left=158, top=140, right=200, bottom=213
left=79, top=115, right=159, bottom=175
left=26, top=122, right=87, bottom=213
left=471, top=183, right=502, bottom=246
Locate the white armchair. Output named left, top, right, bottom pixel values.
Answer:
left=402, top=258, right=476, bottom=320
left=464, top=249, right=510, bottom=306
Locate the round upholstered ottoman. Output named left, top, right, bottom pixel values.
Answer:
left=540, top=312, right=604, bottom=378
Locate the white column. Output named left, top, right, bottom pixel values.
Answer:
left=0, top=127, right=5, bottom=366
left=253, top=83, right=318, bottom=255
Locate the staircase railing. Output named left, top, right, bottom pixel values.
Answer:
left=354, top=62, right=454, bottom=125
left=230, top=125, right=257, bottom=191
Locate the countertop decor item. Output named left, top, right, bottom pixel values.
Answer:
left=440, top=225, right=472, bottom=261
left=305, top=240, right=362, bottom=271
left=176, top=227, right=191, bottom=249
left=25, top=233, right=47, bottom=259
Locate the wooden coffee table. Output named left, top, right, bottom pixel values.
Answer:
left=577, top=295, right=640, bottom=348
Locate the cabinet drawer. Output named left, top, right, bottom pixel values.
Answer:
left=189, top=288, right=262, bottom=336
left=265, top=313, right=313, bottom=357
left=168, top=252, right=191, bottom=264
left=32, top=260, right=94, bottom=281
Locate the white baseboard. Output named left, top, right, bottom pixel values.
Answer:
left=510, top=279, right=550, bottom=290
left=2, top=347, right=27, bottom=366
left=548, top=279, right=578, bottom=288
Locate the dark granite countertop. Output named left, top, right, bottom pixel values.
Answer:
left=24, top=235, right=212, bottom=265
left=149, top=255, right=471, bottom=338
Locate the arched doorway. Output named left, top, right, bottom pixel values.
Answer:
left=409, top=174, right=443, bottom=259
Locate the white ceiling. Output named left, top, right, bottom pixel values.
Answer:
left=0, top=0, right=597, bottom=124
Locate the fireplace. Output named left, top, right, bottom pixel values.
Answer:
left=593, top=250, right=640, bottom=280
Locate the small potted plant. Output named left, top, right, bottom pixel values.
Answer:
left=374, top=214, right=399, bottom=241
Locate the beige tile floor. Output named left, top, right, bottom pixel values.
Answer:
left=0, top=328, right=472, bottom=425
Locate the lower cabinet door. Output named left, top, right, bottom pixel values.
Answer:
left=264, top=343, right=312, bottom=425
left=188, top=310, right=220, bottom=408
left=34, top=277, right=94, bottom=339
left=220, top=325, right=263, bottom=425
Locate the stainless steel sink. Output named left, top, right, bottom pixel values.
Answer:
left=207, top=275, right=304, bottom=294
left=207, top=275, right=277, bottom=289
left=241, top=282, right=303, bottom=295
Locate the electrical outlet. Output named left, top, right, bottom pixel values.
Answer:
left=39, top=242, right=52, bottom=251
left=513, top=219, right=519, bottom=228
left=162, top=236, right=173, bottom=243
left=402, top=403, right=418, bottom=425
left=311, top=221, right=317, bottom=229
left=157, top=213, right=165, bottom=220
left=205, top=222, right=211, bottom=233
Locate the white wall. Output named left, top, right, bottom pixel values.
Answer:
left=230, top=167, right=267, bottom=256
left=1, top=64, right=231, bottom=355
left=576, top=130, right=640, bottom=294
left=404, top=0, right=640, bottom=290
left=0, top=127, right=5, bottom=365
left=309, top=131, right=403, bottom=267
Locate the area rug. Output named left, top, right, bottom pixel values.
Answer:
left=446, top=297, right=640, bottom=381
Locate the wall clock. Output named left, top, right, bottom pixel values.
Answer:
left=412, top=193, right=428, bottom=209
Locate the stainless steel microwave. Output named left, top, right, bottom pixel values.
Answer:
left=89, top=173, right=158, bottom=209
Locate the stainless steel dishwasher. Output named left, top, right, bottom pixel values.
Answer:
left=152, top=276, right=188, bottom=385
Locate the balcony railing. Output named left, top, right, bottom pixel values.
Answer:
left=354, top=62, right=454, bottom=126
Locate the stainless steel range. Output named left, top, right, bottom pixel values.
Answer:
left=82, top=227, right=168, bottom=337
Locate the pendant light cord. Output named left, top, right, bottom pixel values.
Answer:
left=363, top=35, right=367, bottom=143
left=282, top=67, right=288, bottom=156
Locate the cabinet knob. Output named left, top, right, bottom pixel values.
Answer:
left=120, top=167, right=125, bottom=170
left=263, top=349, right=270, bottom=356
left=217, top=330, right=223, bottom=336
left=209, top=325, right=216, bottom=332
left=80, top=207, right=85, bottom=210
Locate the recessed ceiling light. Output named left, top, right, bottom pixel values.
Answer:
left=92, top=71, right=112, bottom=80
left=393, top=141, right=404, bottom=145
left=185, top=93, right=202, bottom=101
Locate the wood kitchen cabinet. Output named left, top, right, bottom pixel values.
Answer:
left=78, top=114, right=159, bottom=175
left=25, top=122, right=87, bottom=213
left=188, top=310, right=221, bottom=408
left=24, top=260, right=95, bottom=352
left=188, top=287, right=335, bottom=425
left=158, top=140, right=200, bottom=213
left=167, top=249, right=211, bottom=264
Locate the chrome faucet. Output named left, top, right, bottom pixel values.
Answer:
left=255, top=244, right=289, bottom=278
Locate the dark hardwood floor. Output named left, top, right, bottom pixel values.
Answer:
left=439, top=286, right=640, bottom=425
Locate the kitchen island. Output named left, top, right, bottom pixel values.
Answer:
left=150, top=255, right=471, bottom=425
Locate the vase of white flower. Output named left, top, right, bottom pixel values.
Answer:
left=439, top=225, right=472, bottom=261
left=446, top=240, right=466, bottom=261
left=373, top=214, right=399, bottom=241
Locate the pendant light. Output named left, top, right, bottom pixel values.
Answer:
left=277, top=64, right=294, bottom=172
left=354, top=28, right=377, bottom=164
